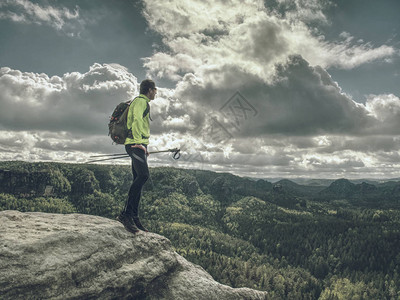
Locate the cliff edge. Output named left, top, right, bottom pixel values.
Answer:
left=0, top=210, right=267, bottom=299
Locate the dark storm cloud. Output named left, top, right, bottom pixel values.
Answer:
left=253, top=56, right=374, bottom=135
left=172, top=55, right=380, bottom=138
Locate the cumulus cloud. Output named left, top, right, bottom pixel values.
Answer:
left=0, top=63, right=138, bottom=134
left=365, top=94, right=400, bottom=134
left=142, top=0, right=397, bottom=84
left=0, top=63, right=141, bottom=162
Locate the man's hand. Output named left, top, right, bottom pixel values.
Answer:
left=131, top=144, right=147, bottom=154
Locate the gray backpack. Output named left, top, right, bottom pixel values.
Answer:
left=108, top=96, right=150, bottom=144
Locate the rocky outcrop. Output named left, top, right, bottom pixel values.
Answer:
left=0, top=210, right=267, bottom=300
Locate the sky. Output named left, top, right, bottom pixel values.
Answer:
left=0, top=0, right=399, bottom=180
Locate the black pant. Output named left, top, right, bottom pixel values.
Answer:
left=123, top=144, right=149, bottom=217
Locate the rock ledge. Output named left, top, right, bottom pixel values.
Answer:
left=0, top=210, right=267, bottom=299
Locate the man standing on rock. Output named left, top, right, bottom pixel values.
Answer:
left=117, top=79, right=156, bottom=233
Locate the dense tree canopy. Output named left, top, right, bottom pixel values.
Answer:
left=1, top=161, right=399, bottom=299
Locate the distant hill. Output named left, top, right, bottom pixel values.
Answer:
left=299, top=179, right=335, bottom=186
left=319, top=178, right=356, bottom=198
left=265, top=177, right=400, bottom=186
left=318, top=178, right=400, bottom=204
left=274, top=179, right=325, bottom=197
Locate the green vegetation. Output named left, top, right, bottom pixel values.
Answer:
left=1, top=161, right=399, bottom=299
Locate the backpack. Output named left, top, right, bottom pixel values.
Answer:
left=108, top=100, right=131, bottom=144
left=108, top=96, right=151, bottom=144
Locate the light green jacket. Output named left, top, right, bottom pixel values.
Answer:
left=124, top=94, right=150, bottom=145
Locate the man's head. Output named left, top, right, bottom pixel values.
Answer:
left=140, top=79, right=157, bottom=100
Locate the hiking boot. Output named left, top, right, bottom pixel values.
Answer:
left=117, top=213, right=139, bottom=234
left=132, top=216, right=149, bottom=232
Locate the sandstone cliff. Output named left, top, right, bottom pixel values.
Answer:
left=0, top=210, right=267, bottom=299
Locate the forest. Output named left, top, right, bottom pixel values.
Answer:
left=1, top=160, right=399, bottom=299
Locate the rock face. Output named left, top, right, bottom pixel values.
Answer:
left=0, top=210, right=267, bottom=300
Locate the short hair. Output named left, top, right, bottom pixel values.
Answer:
left=140, top=79, right=156, bottom=95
